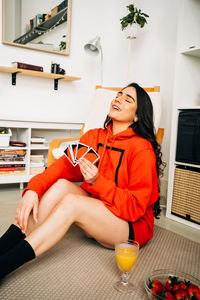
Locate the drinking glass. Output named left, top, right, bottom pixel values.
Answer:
left=114, top=240, right=139, bottom=293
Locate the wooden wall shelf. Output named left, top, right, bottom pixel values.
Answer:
left=0, top=66, right=81, bottom=90
left=13, top=8, right=67, bottom=45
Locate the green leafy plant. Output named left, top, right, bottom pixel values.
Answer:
left=120, top=4, right=149, bottom=30
left=59, top=35, right=66, bottom=51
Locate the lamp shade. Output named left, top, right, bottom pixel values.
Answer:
left=84, top=36, right=101, bottom=56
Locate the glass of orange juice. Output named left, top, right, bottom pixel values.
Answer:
left=114, top=240, right=139, bottom=293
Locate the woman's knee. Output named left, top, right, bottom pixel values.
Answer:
left=51, top=179, right=87, bottom=197
left=55, top=193, right=80, bottom=219
left=41, top=179, right=80, bottom=204
left=53, top=178, right=72, bottom=190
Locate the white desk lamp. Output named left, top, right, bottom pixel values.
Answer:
left=84, top=36, right=103, bottom=86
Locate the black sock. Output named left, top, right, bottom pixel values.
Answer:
left=0, top=239, right=35, bottom=279
left=0, top=224, right=26, bottom=256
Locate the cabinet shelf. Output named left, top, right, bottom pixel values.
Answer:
left=30, top=145, right=49, bottom=150
left=0, top=161, right=26, bottom=165
left=0, top=174, right=30, bottom=184
left=0, top=66, right=81, bottom=90
left=174, top=161, right=200, bottom=169
left=0, top=146, right=28, bottom=150
left=13, top=8, right=67, bottom=45
left=177, top=106, right=200, bottom=110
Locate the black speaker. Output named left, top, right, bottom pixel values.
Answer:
left=176, top=110, right=200, bottom=164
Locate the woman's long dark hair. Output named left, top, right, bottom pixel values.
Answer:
left=104, top=83, right=166, bottom=218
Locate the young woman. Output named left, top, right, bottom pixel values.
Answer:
left=0, top=83, right=165, bottom=280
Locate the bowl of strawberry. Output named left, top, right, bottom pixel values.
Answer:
left=144, top=269, right=200, bottom=299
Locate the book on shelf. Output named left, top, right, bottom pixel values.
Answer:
left=0, top=150, right=26, bottom=166
left=51, top=6, right=58, bottom=16
left=31, top=137, right=47, bottom=144
left=0, top=149, right=26, bottom=156
left=0, top=157, right=25, bottom=162
left=0, top=168, right=25, bottom=172
left=0, top=164, right=26, bottom=175
left=0, top=170, right=26, bottom=175
left=34, top=14, right=45, bottom=27
left=30, top=167, right=45, bottom=175
left=12, top=62, right=43, bottom=72
left=30, top=14, right=46, bottom=30
left=30, top=155, right=45, bottom=169
left=30, top=162, right=45, bottom=168
left=0, top=167, right=16, bottom=172
left=30, top=155, right=44, bottom=161
left=0, top=163, right=25, bottom=168
left=0, top=164, right=26, bottom=172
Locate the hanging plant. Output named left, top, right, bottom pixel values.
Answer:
left=59, top=35, right=66, bottom=51
left=120, top=4, right=149, bottom=30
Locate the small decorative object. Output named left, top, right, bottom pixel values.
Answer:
left=51, top=6, right=58, bottom=17
left=51, top=62, right=66, bottom=75
left=59, top=68, right=66, bottom=75
left=0, top=128, right=9, bottom=134
left=59, top=35, right=66, bottom=51
left=0, top=128, right=12, bottom=147
left=44, top=14, right=51, bottom=21
left=120, top=3, right=149, bottom=39
left=10, top=141, right=26, bottom=147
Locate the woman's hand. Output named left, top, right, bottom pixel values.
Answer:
left=79, top=158, right=99, bottom=185
left=15, top=190, right=39, bottom=234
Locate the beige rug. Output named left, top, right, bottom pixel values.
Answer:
left=0, top=202, right=199, bottom=300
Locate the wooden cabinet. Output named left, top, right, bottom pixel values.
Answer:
left=0, top=119, right=83, bottom=188
left=166, top=0, right=200, bottom=230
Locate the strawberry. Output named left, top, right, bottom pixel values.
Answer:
left=188, top=284, right=200, bottom=300
left=173, top=284, right=181, bottom=293
left=166, top=279, right=174, bottom=291
left=148, top=279, right=165, bottom=295
left=166, top=276, right=180, bottom=291
left=175, top=288, right=189, bottom=300
left=166, top=291, right=176, bottom=299
left=179, top=282, right=188, bottom=290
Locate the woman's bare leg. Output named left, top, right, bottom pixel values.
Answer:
left=25, top=192, right=129, bottom=256
left=25, top=179, right=88, bottom=235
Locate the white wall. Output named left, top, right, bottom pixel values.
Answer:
left=0, top=0, right=181, bottom=196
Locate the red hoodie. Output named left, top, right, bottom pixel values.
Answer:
left=23, top=124, right=159, bottom=247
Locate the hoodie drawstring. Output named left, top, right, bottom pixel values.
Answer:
left=98, top=132, right=117, bottom=171
left=98, top=132, right=109, bottom=171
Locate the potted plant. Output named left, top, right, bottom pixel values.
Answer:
left=120, top=4, right=149, bottom=38
left=59, top=35, right=66, bottom=51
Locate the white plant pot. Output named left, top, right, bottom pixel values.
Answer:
left=124, top=23, right=141, bottom=39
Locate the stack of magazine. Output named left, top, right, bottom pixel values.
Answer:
left=30, top=155, right=45, bottom=175
left=0, top=150, right=26, bottom=175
